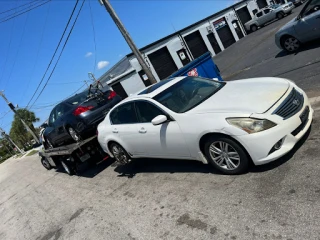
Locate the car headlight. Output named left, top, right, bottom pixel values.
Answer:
left=226, top=118, right=277, bottom=134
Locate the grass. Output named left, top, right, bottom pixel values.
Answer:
left=26, top=150, right=38, bottom=156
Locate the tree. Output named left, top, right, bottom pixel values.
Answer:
left=9, top=109, right=40, bottom=149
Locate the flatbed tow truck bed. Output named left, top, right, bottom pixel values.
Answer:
left=39, top=136, right=109, bottom=175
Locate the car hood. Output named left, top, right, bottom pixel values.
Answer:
left=189, top=78, right=289, bottom=114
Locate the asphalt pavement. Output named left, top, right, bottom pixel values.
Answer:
left=214, top=4, right=320, bottom=98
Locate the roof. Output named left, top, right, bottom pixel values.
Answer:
left=98, top=57, right=132, bottom=84
left=126, top=0, right=248, bottom=57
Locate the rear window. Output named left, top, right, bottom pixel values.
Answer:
left=66, top=91, right=88, bottom=105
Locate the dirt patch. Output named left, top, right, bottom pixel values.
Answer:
left=176, top=213, right=207, bottom=231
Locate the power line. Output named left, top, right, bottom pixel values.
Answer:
left=25, top=0, right=80, bottom=109
left=19, top=1, right=51, bottom=103
left=88, top=0, right=97, bottom=73
left=0, top=0, right=51, bottom=24
left=29, top=0, right=86, bottom=109
left=0, top=0, right=40, bottom=15
left=3, top=7, right=30, bottom=90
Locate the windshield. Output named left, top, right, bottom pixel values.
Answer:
left=270, top=4, right=280, bottom=9
left=153, top=77, right=225, bottom=113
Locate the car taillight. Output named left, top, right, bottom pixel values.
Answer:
left=108, top=91, right=117, bottom=100
left=73, top=106, right=94, bottom=116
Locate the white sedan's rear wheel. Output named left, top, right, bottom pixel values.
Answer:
left=204, top=136, right=249, bottom=174
left=110, top=143, right=130, bottom=165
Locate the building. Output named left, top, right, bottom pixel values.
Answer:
left=99, top=0, right=276, bottom=99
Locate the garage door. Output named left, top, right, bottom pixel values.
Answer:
left=112, top=82, right=128, bottom=99
left=184, top=31, right=209, bottom=59
left=148, top=47, right=178, bottom=80
left=257, top=0, right=268, bottom=9
left=207, top=33, right=221, bottom=54
left=236, top=6, right=252, bottom=25
left=213, top=18, right=236, bottom=49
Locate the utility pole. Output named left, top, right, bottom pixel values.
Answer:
left=0, top=127, right=24, bottom=154
left=0, top=91, right=40, bottom=144
left=100, top=0, right=157, bottom=84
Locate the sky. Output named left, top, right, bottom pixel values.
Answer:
left=0, top=0, right=236, bottom=133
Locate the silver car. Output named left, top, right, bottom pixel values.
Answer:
left=275, top=0, right=320, bottom=52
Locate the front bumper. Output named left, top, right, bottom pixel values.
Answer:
left=234, top=96, right=313, bottom=165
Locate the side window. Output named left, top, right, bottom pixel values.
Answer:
left=55, top=104, right=66, bottom=119
left=135, top=101, right=166, bottom=123
left=110, top=102, right=138, bottom=124
left=303, top=0, right=320, bottom=17
left=256, top=11, right=263, bottom=17
left=263, top=9, right=271, bottom=14
left=48, top=108, right=56, bottom=126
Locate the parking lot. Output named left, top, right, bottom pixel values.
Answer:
left=1, top=4, right=320, bottom=240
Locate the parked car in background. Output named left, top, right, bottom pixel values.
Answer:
left=43, top=85, right=121, bottom=149
left=288, top=0, right=306, bottom=6
left=97, top=76, right=313, bottom=175
left=245, top=3, right=294, bottom=32
left=275, top=0, right=320, bottom=52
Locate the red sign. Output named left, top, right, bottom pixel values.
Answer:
left=187, top=68, right=198, bottom=77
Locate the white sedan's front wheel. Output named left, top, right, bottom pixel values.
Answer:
left=204, top=137, right=249, bottom=174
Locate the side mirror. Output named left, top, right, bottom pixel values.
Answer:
left=151, top=115, right=168, bottom=125
left=42, top=123, right=48, bottom=128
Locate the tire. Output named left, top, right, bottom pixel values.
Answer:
left=250, top=25, right=258, bottom=32
left=204, top=136, right=249, bottom=175
left=277, top=12, right=284, bottom=19
left=68, top=127, right=81, bottom=142
left=41, top=157, right=52, bottom=170
left=61, top=159, right=74, bottom=176
left=110, top=143, right=131, bottom=165
left=281, top=36, right=301, bottom=52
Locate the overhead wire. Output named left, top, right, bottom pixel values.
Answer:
left=28, top=0, right=86, bottom=110
left=25, top=0, right=80, bottom=109
left=3, top=5, right=31, bottom=90
left=0, top=0, right=51, bottom=24
left=0, top=0, right=40, bottom=15
left=19, top=1, right=52, bottom=103
left=88, top=0, right=97, bottom=73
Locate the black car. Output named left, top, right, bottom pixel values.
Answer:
left=43, top=86, right=121, bottom=149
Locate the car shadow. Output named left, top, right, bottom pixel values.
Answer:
left=114, top=158, right=222, bottom=178
left=115, top=126, right=312, bottom=177
left=250, top=125, right=312, bottom=173
left=275, top=40, right=320, bottom=58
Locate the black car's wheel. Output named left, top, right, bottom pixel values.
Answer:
left=44, top=138, right=54, bottom=149
left=110, top=143, right=131, bottom=165
left=68, top=127, right=81, bottom=142
left=204, top=136, right=249, bottom=175
left=41, top=157, right=52, bottom=170
left=250, top=25, right=258, bottom=32
left=281, top=36, right=301, bottom=52
left=277, top=12, right=284, bottom=19
left=61, top=159, right=74, bottom=176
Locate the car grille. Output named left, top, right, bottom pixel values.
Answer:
left=273, top=88, right=304, bottom=119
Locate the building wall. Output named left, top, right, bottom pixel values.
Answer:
left=120, top=72, right=146, bottom=95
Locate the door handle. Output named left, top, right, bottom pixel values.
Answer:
left=112, top=128, right=118, bottom=133
left=139, top=128, right=147, bottom=133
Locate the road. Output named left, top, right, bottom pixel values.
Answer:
left=214, top=4, right=320, bottom=98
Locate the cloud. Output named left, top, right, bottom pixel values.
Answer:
left=119, top=54, right=123, bottom=57
left=85, top=52, right=93, bottom=57
left=97, top=61, right=109, bottom=70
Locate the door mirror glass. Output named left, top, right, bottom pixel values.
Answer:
left=151, top=115, right=168, bottom=125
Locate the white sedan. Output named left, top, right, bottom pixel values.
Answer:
left=97, top=76, right=313, bottom=174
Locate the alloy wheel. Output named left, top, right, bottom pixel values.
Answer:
left=47, top=139, right=54, bottom=149
left=209, top=141, right=241, bottom=170
left=284, top=37, right=300, bottom=52
left=61, top=161, right=71, bottom=175
left=68, top=127, right=80, bottom=142
left=112, top=145, right=129, bottom=164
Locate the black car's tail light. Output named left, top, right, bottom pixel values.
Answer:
left=73, top=106, right=94, bottom=116
left=108, top=91, right=117, bottom=100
